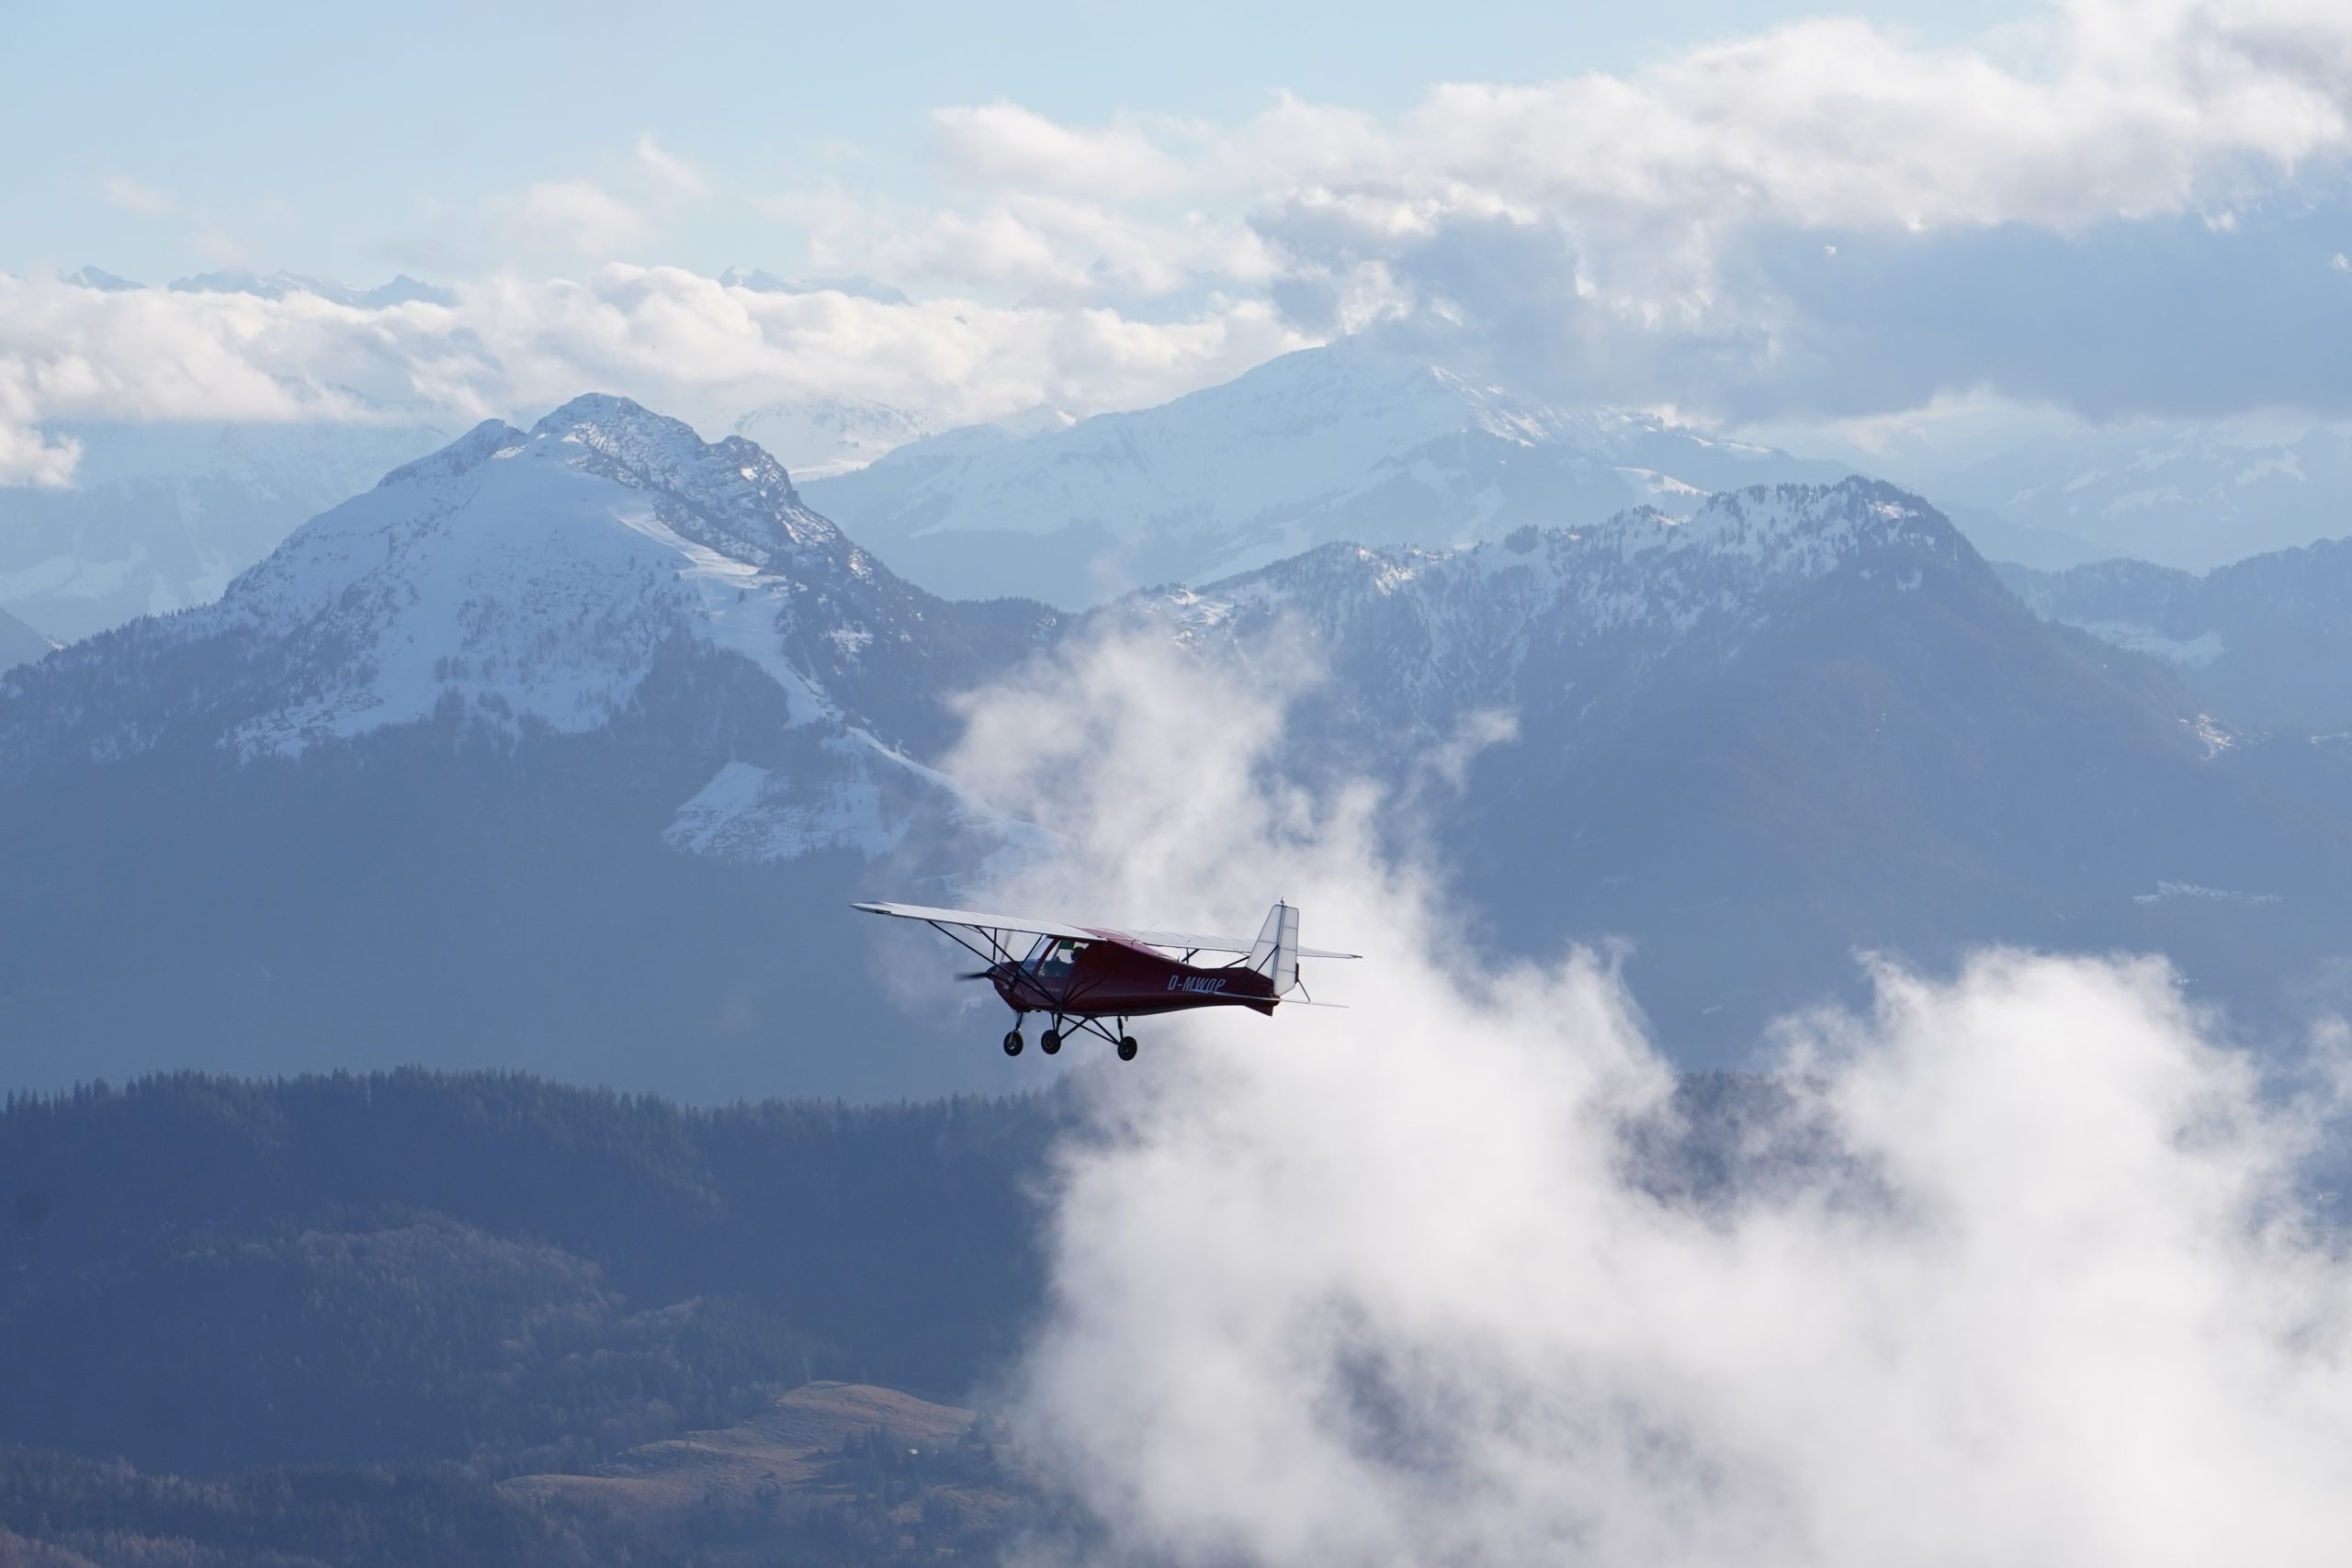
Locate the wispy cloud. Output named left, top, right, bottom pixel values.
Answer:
left=932, top=100, right=1196, bottom=198
left=98, top=175, right=173, bottom=217
left=511, top=179, right=644, bottom=253
left=634, top=133, right=708, bottom=197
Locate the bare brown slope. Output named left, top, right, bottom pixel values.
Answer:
left=504, top=1382, right=1020, bottom=1533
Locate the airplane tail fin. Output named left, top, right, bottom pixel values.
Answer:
left=1247, top=900, right=1301, bottom=995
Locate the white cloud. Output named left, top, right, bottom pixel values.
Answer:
left=0, top=421, right=80, bottom=487
left=634, top=133, right=708, bottom=197
left=1223, top=1, right=2352, bottom=236
left=933, top=100, right=1194, bottom=198
left=843, top=191, right=1279, bottom=301
left=0, top=266, right=1310, bottom=487
left=512, top=179, right=644, bottom=253
left=943, top=630, right=2352, bottom=1568
left=98, top=175, right=173, bottom=217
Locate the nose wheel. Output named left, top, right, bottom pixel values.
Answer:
left=1001, top=1030, right=1023, bottom=1056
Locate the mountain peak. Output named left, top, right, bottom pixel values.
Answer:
left=1652, top=477, right=1965, bottom=561
left=1161, top=476, right=1978, bottom=685
left=378, top=418, right=526, bottom=489
left=532, top=391, right=673, bottom=437
left=525, top=395, right=814, bottom=548
left=62, top=265, right=141, bottom=291
left=119, top=390, right=899, bottom=756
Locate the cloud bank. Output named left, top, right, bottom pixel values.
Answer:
left=0, top=267, right=1303, bottom=484
left=954, top=633, right=2352, bottom=1566
left=14, top=0, right=2352, bottom=484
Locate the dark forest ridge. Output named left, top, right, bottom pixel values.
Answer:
left=0, top=1070, right=1060, bottom=1474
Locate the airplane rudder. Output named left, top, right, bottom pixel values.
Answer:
left=1274, top=901, right=1300, bottom=994
left=1248, top=900, right=1284, bottom=973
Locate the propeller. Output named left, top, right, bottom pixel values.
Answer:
left=955, top=969, right=1000, bottom=981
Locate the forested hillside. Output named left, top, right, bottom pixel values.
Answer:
left=0, top=1072, right=1061, bottom=1477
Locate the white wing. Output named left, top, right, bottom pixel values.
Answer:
left=856, top=902, right=1361, bottom=959
left=854, top=902, right=1097, bottom=941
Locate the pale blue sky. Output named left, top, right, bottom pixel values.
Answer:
left=10, top=0, right=2036, bottom=285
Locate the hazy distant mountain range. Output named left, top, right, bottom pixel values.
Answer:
left=1999, top=541, right=2352, bottom=733
left=1928, top=419, right=2352, bottom=570
left=0, top=416, right=448, bottom=640
left=732, top=398, right=940, bottom=481
left=16, top=307, right=2351, bottom=649
left=799, top=339, right=1851, bottom=606
left=0, top=605, right=51, bottom=672
left=62, top=265, right=457, bottom=307
left=6, top=396, right=2347, bottom=1099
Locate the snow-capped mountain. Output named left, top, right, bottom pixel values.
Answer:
left=1930, top=419, right=2352, bottom=570
left=1129, top=478, right=2352, bottom=1053
left=800, top=337, right=1849, bottom=608
left=1135, top=480, right=1966, bottom=729
left=0, top=397, right=1057, bottom=1102
left=3, top=394, right=1052, bottom=840
left=0, top=417, right=450, bottom=640
left=60, top=265, right=140, bottom=291
left=0, top=605, right=50, bottom=672
left=730, top=398, right=936, bottom=480
left=1999, top=536, right=2352, bottom=732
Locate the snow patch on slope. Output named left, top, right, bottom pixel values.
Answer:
left=666, top=757, right=897, bottom=863
left=2071, top=622, right=2227, bottom=668
left=209, top=397, right=864, bottom=756
left=665, top=728, right=1055, bottom=875
left=1137, top=479, right=1972, bottom=723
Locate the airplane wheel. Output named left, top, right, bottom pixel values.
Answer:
left=1002, top=1031, right=1023, bottom=1057
left=1117, top=1035, right=1138, bottom=1062
left=1041, top=1030, right=1062, bottom=1055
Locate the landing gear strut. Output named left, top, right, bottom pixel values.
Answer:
left=1003, top=1015, right=1137, bottom=1061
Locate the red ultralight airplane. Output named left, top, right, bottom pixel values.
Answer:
left=854, top=899, right=1358, bottom=1060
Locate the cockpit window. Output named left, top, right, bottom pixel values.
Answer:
left=1025, top=938, right=1084, bottom=978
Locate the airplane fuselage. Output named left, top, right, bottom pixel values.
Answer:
left=989, top=931, right=1279, bottom=1019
